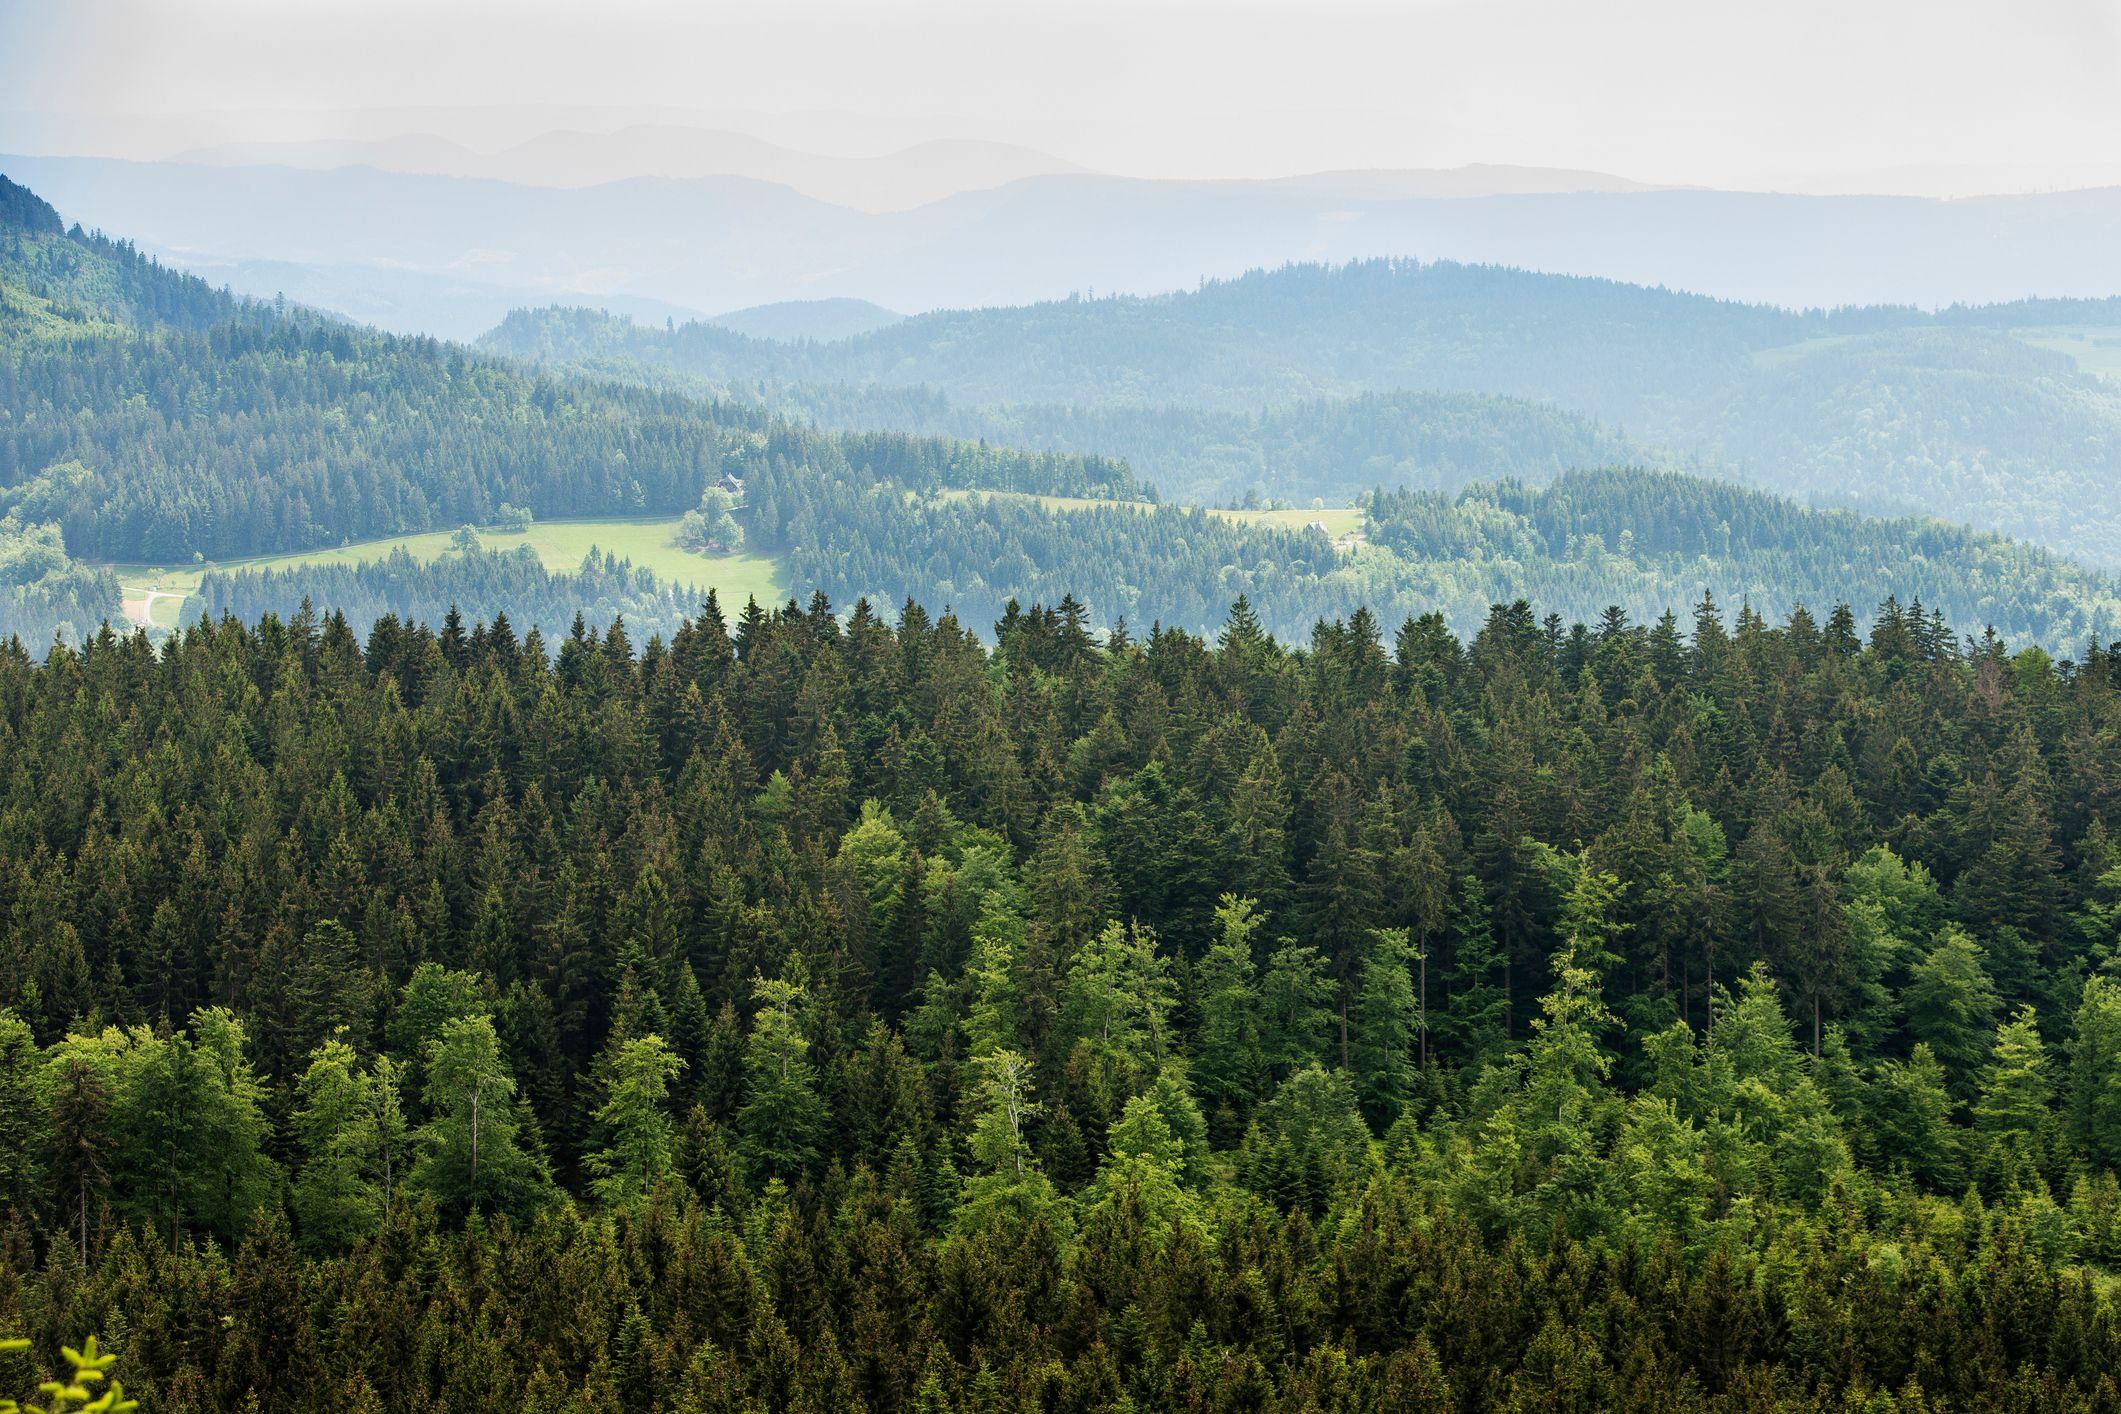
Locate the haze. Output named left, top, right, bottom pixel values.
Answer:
left=6, top=0, right=2121, bottom=195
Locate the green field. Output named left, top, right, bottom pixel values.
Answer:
left=115, top=516, right=786, bottom=629
left=1206, top=505, right=1366, bottom=538
left=2014, top=325, right=2121, bottom=381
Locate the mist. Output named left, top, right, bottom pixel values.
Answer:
left=6, top=0, right=2121, bottom=194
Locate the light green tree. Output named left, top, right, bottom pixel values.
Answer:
left=1061, top=919, right=1175, bottom=1064
left=1351, top=928, right=1418, bottom=1128
left=414, top=1013, right=552, bottom=1216
left=0, top=1012, right=44, bottom=1222
left=291, top=1035, right=382, bottom=1251
left=738, top=974, right=828, bottom=1182
left=1904, top=926, right=2000, bottom=1093
left=955, top=1048, right=1063, bottom=1234
left=1083, top=1091, right=1198, bottom=1244
left=587, top=1034, right=685, bottom=1204
left=1193, top=896, right=1266, bottom=1137
left=2069, top=975, right=2121, bottom=1169
left=1869, top=1042, right=1960, bottom=1189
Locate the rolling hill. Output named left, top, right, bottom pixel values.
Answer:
left=486, top=264, right=2121, bottom=566
left=9, top=168, right=2121, bottom=657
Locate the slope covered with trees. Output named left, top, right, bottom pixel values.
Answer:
left=486, top=263, right=2121, bottom=564
left=0, top=174, right=1140, bottom=570
left=734, top=434, right=2121, bottom=649
left=6, top=589, right=2121, bottom=1407
left=757, top=384, right=1639, bottom=507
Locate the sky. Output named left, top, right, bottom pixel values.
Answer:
left=3, top=0, right=2120, bottom=192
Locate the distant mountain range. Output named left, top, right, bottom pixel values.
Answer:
left=12, top=152, right=2121, bottom=342
left=169, top=125, right=1086, bottom=213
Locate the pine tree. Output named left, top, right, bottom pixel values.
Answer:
left=1236, top=1064, right=1370, bottom=1218
left=1904, top=927, right=2000, bottom=1095
left=1974, top=1003, right=2054, bottom=1185
left=2069, top=976, right=2121, bottom=1170
left=1193, top=896, right=1266, bottom=1139
left=1258, top=942, right=1336, bottom=1081
left=43, top=1042, right=112, bottom=1263
left=1444, top=875, right=1510, bottom=1064
left=1351, top=928, right=1418, bottom=1129
left=1869, top=1043, right=1961, bottom=1189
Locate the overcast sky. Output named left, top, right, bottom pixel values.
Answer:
left=5, top=0, right=2120, bottom=191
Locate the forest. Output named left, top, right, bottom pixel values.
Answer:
left=736, top=441, right=2121, bottom=649
left=0, top=175, right=1132, bottom=570
left=194, top=544, right=712, bottom=649
left=487, top=264, right=2121, bottom=567
left=5, top=584, right=2121, bottom=1408
left=14, top=169, right=2121, bottom=666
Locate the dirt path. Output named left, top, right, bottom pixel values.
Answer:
left=119, top=587, right=180, bottom=629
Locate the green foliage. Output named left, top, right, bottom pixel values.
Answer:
left=414, top=1013, right=553, bottom=1217
left=0, top=530, right=2118, bottom=1404
left=1904, top=927, right=2001, bottom=1092
left=586, top=1034, right=684, bottom=1204
left=1350, top=928, right=1419, bottom=1128
left=0, top=1334, right=135, bottom=1414
left=737, top=975, right=827, bottom=1182
left=2071, top=975, right=2121, bottom=1169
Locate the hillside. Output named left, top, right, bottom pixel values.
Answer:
left=736, top=434, right=2121, bottom=648
left=487, top=263, right=2121, bottom=565
left=709, top=296, right=903, bottom=342
left=761, top=385, right=1644, bottom=506
left=10, top=169, right=2121, bottom=659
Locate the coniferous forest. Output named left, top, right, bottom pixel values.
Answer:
left=9, top=19, right=2121, bottom=1397
left=6, top=586, right=2121, bottom=1409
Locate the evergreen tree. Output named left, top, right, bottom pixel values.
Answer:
left=1193, top=896, right=1266, bottom=1139
left=2069, top=976, right=2121, bottom=1170
left=1351, top=928, right=1419, bottom=1129
left=1904, top=927, right=2000, bottom=1094
left=1869, top=1043, right=1961, bottom=1189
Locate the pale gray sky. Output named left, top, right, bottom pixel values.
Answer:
left=5, top=0, right=2120, bottom=192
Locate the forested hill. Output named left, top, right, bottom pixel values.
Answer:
left=10, top=587, right=2121, bottom=1406
left=745, top=384, right=1646, bottom=507
left=0, top=174, right=1143, bottom=566
left=720, top=430, right=2121, bottom=650
left=485, top=264, right=2121, bottom=566
left=9, top=169, right=2121, bottom=664
left=485, top=260, right=1828, bottom=420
